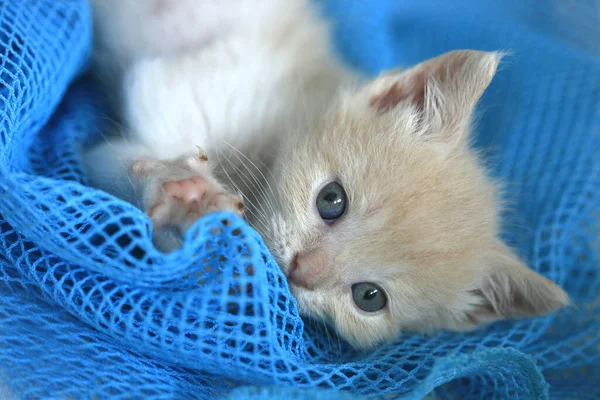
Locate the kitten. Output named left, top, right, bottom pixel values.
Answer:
left=84, top=0, right=569, bottom=350
left=260, top=50, right=570, bottom=349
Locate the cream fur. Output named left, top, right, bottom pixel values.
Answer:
left=258, top=51, right=569, bottom=349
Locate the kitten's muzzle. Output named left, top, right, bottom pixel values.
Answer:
left=288, top=253, right=311, bottom=289
left=287, top=250, right=332, bottom=290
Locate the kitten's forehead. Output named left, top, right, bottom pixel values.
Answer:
left=290, top=101, right=497, bottom=255
left=306, top=99, right=426, bottom=176
left=275, top=83, right=500, bottom=266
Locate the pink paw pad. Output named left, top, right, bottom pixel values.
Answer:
left=162, top=177, right=209, bottom=204
left=150, top=176, right=244, bottom=230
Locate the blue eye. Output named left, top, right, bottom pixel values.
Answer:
left=316, top=181, right=347, bottom=222
left=352, top=282, right=387, bottom=312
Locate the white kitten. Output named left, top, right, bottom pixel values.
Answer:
left=84, top=0, right=569, bottom=350
left=84, top=0, right=351, bottom=249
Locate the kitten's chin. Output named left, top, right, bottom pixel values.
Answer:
left=269, top=248, right=294, bottom=277
left=284, top=283, right=315, bottom=311
left=286, top=282, right=310, bottom=300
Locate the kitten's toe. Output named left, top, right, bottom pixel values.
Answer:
left=130, top=159, right=164, bottom=177
left=148, top=201, right=170, bottom=228
left=207, top=192, right=244, bottom=215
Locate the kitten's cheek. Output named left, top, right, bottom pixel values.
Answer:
left=287, top=289, right=311, bottom=317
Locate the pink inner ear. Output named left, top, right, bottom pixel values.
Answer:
left=369, top=82, right=406, bottom=112
left=369, top=52, right=475, bottom=114
left=369, top=71, right=427, bottom=113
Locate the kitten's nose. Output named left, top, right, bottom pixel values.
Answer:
left=287, top=251, right=331, bottom=290
left=288, top=253, right=310, bottom=289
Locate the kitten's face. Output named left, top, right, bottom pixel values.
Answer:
left=257, top=51, right=568, bottom=350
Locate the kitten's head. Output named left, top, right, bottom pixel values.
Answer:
left=259, top=50, right=569, bottom=350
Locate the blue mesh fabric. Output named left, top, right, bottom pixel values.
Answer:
left=0, top=0, right=599, bottom=399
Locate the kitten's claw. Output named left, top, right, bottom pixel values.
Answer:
left=195, top=146, right=208, bottom=162
left=133, top=151, right=244, bottom=233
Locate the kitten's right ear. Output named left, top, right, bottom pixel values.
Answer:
left=366, top=50, right=504, bottom=145
left=462, top=241, right=570, bottom=327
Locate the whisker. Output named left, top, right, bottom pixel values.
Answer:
left=217, top=149, right=272, bottom=222
left=218, top=145, right=282, bottom=226
left=213, top=148, right=273, bottom=234
left=323, top=318, right=333, bottom=356
left=225, top=155, right=277, bottom=219
left=222, top=140, right=279, bottom=206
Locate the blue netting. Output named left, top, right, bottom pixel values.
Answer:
left=0, top=0, right=598, bottom=399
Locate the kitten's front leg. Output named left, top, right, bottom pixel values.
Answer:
left=133, top=148, right=244, bottom=252
left=131, top=148, right=244, bottom=235
left=83, top=139, right=243, bottom=252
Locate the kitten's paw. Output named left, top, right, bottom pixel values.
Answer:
left=149, top=176, right=244, bottom=231
left=131, top=148, right=244, bottom=232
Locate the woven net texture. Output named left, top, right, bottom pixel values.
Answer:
left=0, top=0, right=599, bottom=399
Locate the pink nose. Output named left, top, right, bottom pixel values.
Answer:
left=288, top=254, right=311, bottom=289
left=287, top=250, right=331, bottom=290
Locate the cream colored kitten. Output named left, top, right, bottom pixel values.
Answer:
left=259, top=50, right=570, bottom=349
left=84, top=0, right=569, bottom=350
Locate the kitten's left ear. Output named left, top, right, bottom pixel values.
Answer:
left=368, top=50, right=504, bottom=144
left=462, top=241, right=570, bottom=327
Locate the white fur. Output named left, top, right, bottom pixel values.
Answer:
left=84, top=0, right=352, bottom=208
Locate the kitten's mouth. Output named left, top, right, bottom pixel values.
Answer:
left=282, top=254, right=298, bottom=286
left=288, top=254, right=299, bottom=275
